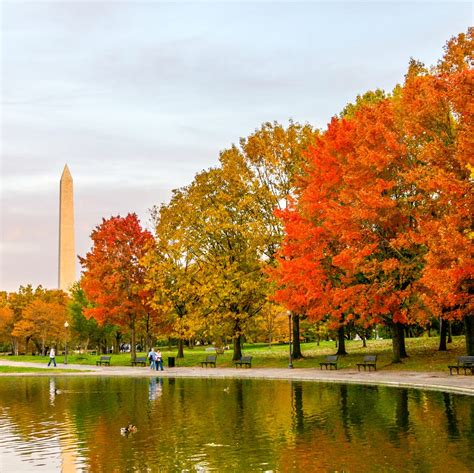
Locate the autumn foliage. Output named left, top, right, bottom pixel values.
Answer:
left=79, top=213, right=154, bottom=359
left=272, top=29, right=473, bottom=360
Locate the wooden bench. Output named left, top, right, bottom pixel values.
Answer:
left=200, top=355, right=217, bottom=367
left=448, top=356, right=474, bottom=375
left=320, top=355, right=338, bottom=370
left=96, top=356, right=111, bottom=366
left=131, top=356, right=147, bottom=367
left=356, top=355, right=377, bottom=371
left=235, top=356, right=252, bottom=368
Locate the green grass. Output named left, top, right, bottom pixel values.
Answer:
left=1, top=336, right=467, bottom=372
left=0, top=366, right=82, bottom=373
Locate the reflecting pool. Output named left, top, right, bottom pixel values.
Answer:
left=0, top=377, right=472, bottom=472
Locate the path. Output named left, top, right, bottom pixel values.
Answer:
left=0, top=359, right=472, bottom=395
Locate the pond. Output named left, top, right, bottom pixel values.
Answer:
left=0, top=377, right=472, bottom=472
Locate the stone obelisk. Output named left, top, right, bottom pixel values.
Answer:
left=58, top=165, right=76, bottom=291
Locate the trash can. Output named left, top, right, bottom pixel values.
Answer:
left=168, top=356, right=176, bottom=368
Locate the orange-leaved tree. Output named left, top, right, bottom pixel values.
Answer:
left=11, top=299, right=67, bottom=355
left=79, top=213, right=154, bottom=360
left=403, top=29, right=474, bottom=354
left=274, top=96, right=431, bottom=362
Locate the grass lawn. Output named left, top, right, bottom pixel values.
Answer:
left=1, top=335, right=467, bottom=372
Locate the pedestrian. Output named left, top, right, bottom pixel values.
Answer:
left=156, top=349, right=164, bottom=371
left=148, top=347, right=156, bottom=370
left=47, top=347, right=57, bottom=367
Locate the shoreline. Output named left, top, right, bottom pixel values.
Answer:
left=0, top=360, right=472, bottom=396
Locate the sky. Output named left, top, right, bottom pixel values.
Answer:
left=0, top=1, right=472, bottom=292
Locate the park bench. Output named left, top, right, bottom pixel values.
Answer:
left=448, top=356, right=474, bottom=375
left=131, top=356, right=147, bottom=367
left=200, top=355, right=217, bottom=368
left=320, top=355, right=338, bottom=370
left=96, top=355, right=111, bottom=366
left=234, top=356, right=252, bottom=368
left=356, top=355, right=377, bottom=372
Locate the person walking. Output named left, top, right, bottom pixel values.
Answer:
left=148, top=348, right=156, bottom=370
left=156, top=349, right=164, bottom=371
left=47, top=347, right=57, bottom=367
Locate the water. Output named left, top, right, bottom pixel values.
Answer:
left=0, top=377, right=472, bottom=472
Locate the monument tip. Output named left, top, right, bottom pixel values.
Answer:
left=61, top=164, right=72, bottom=180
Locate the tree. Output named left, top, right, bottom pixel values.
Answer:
left=8, top=285, right=37, bottom=354
left=401, top=29, right=473, bottom=354
left=145, top=190, right=203, bottom=358
left=12, top=299, right=67, bottom=355
left=0, top=305, right=14, bottom=349
left=241, top=121, right=319, bottom=358
left=274, top=97, right=430, bottom=362
left=183, top=153, right=272, bottom=360
left=68, top=282, right=118, bottom=353
left=79, top=213, right=154, bottom=360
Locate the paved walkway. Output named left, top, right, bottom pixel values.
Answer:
left=0, top=359, right=472, bottom=395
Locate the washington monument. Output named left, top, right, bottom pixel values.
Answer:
left=58, top=165, right=76, bottom=291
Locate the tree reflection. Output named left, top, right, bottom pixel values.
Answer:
left=292, top=381, right=305, bottom=435
left=339, top=384, right=352, bottom=441
left=443, top=392, right=460, bottom=439
left=396, top=389, right=410, bottom=433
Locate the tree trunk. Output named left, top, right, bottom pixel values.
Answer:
left=391, top=323, right=402, bottom=363
left=130, top=318, right=136, bottom=360
left=399, top=323, right=408, bottom=358
left=233, top=335, right=242, bottom=361
left=391, top=322, right=408, bottom=362
left=145, top=326, right=152, bottom=352
left=465, top=315, right=474, bottom=356
left=362, top=331, right=367, bottom=348
left=177, top=338, right=184, bottom=358
left=447, top=321, right=453, bottom=344
left=114, top=332, right=121, bottom=354
left=292, top=314, right=303, bottom=359
left=12, top=338, right=19, bottom=356
left=439, top=317, right=448, bottom=351
left=25, top=336, right=32, bottom=354
left=336, top=326, right=347, bottom=355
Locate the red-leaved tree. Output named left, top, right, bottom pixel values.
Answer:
left=79, top=213, right=154, bottom=360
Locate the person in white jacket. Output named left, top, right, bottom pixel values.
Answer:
left=47, top=347, right=57, bottom=367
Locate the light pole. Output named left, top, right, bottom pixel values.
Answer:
left=64, top=321, right=69, bottom=364
left=287, top=310, right=293, bottom=369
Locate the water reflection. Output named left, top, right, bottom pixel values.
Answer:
left=0, top=377, right=472, bottom=472
left=443, top=392, right=460, bottom=440
left=292, top=382, right=304, bottom=434
left=148, top=377, right=163, bottom=402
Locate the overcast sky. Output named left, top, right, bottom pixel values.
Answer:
left=0, top=1, right=471, bottom=292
